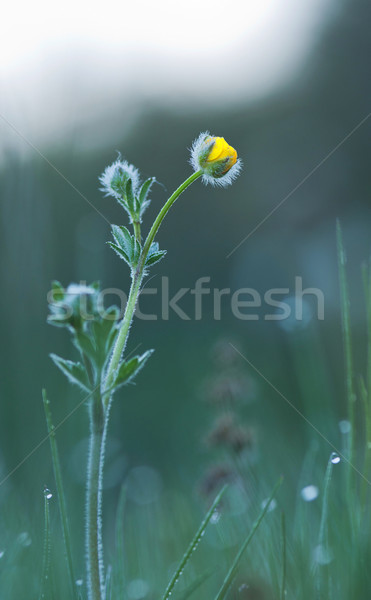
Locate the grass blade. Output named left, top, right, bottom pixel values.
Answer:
left=214, top=478, right=282, bottom=600
left=280, top=512, right=287, bottom=600
left=336, top=221, right=356, bottom=467
left=160, top=484, right=228, bottom=600
left=177, top=568, right=216, bottom=600
left=42, top=389, right=76, bottom=599
left=362, top=258, right=371, bottom=481
left=315, top=452, right=338, bottom=599
left=39, top=488, right=52, bottom=600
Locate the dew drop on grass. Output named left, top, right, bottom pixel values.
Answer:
left=301, top=485, right=319, bottom=502
left=0, top=551, right=4, bottom=559
left=44, top=488, right=53, bottom=499
left=260, top=498, right=277, bottom=512
left=339, top=420, right=351, bottom=434
left=17, top=532, right=32, bottom=547
left=313, top=544, right=333, bottom=565
left=210, top=509, right=221, bottom=524
left=330, top=453, right=341, bottom=464
left=75, top=579, right=83, bottom=587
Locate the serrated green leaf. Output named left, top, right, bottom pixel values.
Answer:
left=111, top=225, right=133, bottom=257
left=146, top=250, right=167, bottom=267
left=107, top=242, right=131, bottom=266
left=145, top=241, right=167, bottom=267
left=125, top=178, right=135, bottom=213
left=139, top=177, right=156, bottom=205
left=50, top=354, right=91, bottom=392
left=110, top=225, right=142, bottom=267
left=113, top=349, right=154, bottom=390
left=134, top=195, right=141, bottom=216
left=91, top=308, right=119, bottom=358
left=138, top=177, right=156, bottom=218
left=116, top=196, right=130, bottom=213
left=73, top=330, right=97, bottom=360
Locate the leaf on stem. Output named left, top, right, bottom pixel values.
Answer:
left=110, top=225, right=142, bottom=268
left=125, top=179, right=135, bottom=214
left=113, top=349, right=154, bottom=390
left=50, top=353, right=91, bottom=392
left=138, top=177, right=156, bottom=217
left=145, top=241, right=167, bottom=267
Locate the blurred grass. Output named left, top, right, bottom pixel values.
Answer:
left=1, top=229, right=371, bottom=597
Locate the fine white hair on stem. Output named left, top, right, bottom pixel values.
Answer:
left=99, top=155, right=141, bottom=200
left=189, top=131, right=211, bottom=173
left=200, top=159, right=243, bottom=187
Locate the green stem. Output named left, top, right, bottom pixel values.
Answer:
left=86, top=394, right=105, bottom=600
left=103, top=274, right=142, bottom=408
left=133, top=220, right=141, bottom=243
left=87, top=169, right=202, bottom=598
left=103, top=169, right=201, bottom=406
left=140, top=170, right=202, bottom=266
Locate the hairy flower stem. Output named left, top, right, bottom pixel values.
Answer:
left=86, top=170, right=201, bottom=599
left=103, top=169, right=202, bottom=407
left=86, top=393, right=105, bottom=600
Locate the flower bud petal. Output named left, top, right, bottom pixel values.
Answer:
left=190, top=132, right=242, bottom=187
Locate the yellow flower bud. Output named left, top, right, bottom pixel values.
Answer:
left=190, top=132, right=242, bottom=187
left=205, top=136, right=237, bottom=168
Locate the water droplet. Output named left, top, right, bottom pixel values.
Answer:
left=17, top=532, right=32, bottom=547
left=261, top=498, right=277, bottom=512
left=301, top=485, right=319, bottom=502
left=239, top=584, right=249, bottom=592
left=210, top=509, right=221, bottom=524
left=127, top=578, right=150, bottom=599
left=339, top=420, right=351, bottom=434
left=0, top=551, right=5, bottom=559
left=75, top=579, right=83, bottom=587
left=313, top=544, right=333, bottom=565
left=331, top=453, right=341, bottom=464
left=44, top=488, right=53, bottom=500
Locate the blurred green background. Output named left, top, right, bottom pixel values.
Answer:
left=0, top=0, right=370, bottom=596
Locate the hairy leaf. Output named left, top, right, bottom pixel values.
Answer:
left=145, top=241, right=167, bottom=267
left=113, top=349, right=154, bottom=390
left=107, top=242, right=131, bottom=266
left=50, top=354, right=91, bottom=392
left=138, top=177, right=156, bottom=217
